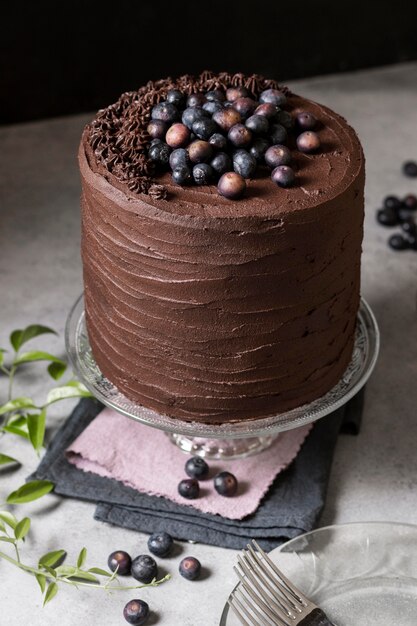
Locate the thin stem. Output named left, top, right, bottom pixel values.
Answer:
left=0, top=365, right=10, bottom=377
left=14, top=543, right=20, bottom=564
left=8, top=365, right=16, bottom=401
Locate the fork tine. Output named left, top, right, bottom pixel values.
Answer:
left=228, top=593, right=255, bottom=626
left=234, top=588, right=277, bottom=626
left=234, top=566, right=290, bottom=626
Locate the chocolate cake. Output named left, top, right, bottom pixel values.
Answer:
left=79, top=71, right=365, bottom=424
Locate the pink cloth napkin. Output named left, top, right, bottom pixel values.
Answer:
left=66, top=408, right=312, bottom=520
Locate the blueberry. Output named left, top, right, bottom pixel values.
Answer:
left=265, top=145, right=292, bottom=168
left=226, top=86, right=249, bottom=102
left=228, top=124, right=252, bottom=148
left=172, top=165, right=192, bottom=185
left=151, top=102, right=179, bottom=124
left=245, top=115, right=269, bottom=135
left=185, top=456, right=210, bottom=480
left=376, top=208, right=398, bottom=226
left=254, top=103, right=278, bottom=119
left=296, top=111, right=317, bottom=131
left=217, top=172, right=246, bottom=199
left=147, top=532, right=173, bottom=557
left=232, top=97, right=258, bottom=120
left=148, top=142, right=170, bottom=166
left=188, top=140, right=213, bottom=163
left=150, top=138, right=163, bottom=146
left=169, top=148, right=190, bottom=170
left=276, top=110, right=294, bottom=129
left=233, top=149, right=257, bottom=178
left=211, top=152, right=232, bottom=176
left=401, top=218, right=417, bottom=236
left=388, top=234, right=410, bottom=250
left=123, top=599, right=149, bottom=625
left=403, top=161, right=417, bottom=177
left=108, top=550, right=132, bottom=576
left=397, top=207, right=415, bottom=222
left=166, top=123, right=191, bottom=149
left=271, top=165, right=295, bottom=188
left=214, top=471, right=238, bottom=497
left=179, top=556, right=201, bottom=580
left=131, top=555, right=158, bottom=583
left=250, top=138, right=270, bottom=163
left=166, top=89, right=185, bottom=107
left=209, top=133, right=228, bottom=151
left=182, top=107, right=209, bottom=130
left=297, top=131, right=321, bottom=153
left=187, top=93, right=206, bottom=108
left=213, top=108, right=242, bottom=131
left=193, top=163, right=214, bottom=185
left=192, top=118, right=218, bottom=140
left=203, top=100, right=224, bottom=115
left=383, top=195, right=402, bottom=211
left=206, top=89, right=225, bottom=102
left=403, top=194, right=417, bottom=210
left=269, top=124, right=288, bottom=145
left=178, top=478, right=200, bottom=499
left=259, top=88, right=287, bottom=107
left=147, top=119, right=168, bottom=140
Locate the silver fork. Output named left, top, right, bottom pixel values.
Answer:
left=228, top=540, right=335, bottom=626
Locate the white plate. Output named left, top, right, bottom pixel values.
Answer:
left=220, top=522, right=417, bottom=626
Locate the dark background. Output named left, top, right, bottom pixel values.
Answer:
left=2, top=0, right=417, bottom=125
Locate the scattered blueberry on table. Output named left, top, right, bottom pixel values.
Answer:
left=178, top=477, right=200, bottom=499
left=214, top=471, right=239, bottom=497
left=403, top=160, right=417, bottom=178
left=375, top=189, right=417, bottom=252
left=123, top=599, right=150, bottom=625
left=131, top=554, right=158, bottom=583
left=147, top=531, right=174, bottom=558
left=107, top=550, right=132, bottom=575
left=185, top=456, right=210, bottom=480
left=179, top=556, right=202, bottom=581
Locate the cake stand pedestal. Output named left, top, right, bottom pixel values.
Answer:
left=65, top=295, right=379, bottom=460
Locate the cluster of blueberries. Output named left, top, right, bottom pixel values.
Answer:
left=376, top=160, right=417, bottom=251
left=110, top=530, right=201, bottom=624
left=178, top=456, right=238, bottom=499
left=147, top=86, right=321, bottom=199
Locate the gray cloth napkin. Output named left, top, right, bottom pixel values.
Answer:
left=32, top=389, right=364, bottom=551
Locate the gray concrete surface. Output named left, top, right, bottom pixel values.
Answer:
left=1, top=62, right=417, bottom=625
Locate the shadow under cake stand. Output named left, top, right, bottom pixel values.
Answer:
left=65, top=295, right=379, bottom=460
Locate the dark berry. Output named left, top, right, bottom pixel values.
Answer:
left=397, top=207, right=415, bottom=222
left=193, top=163, right=214, bottom=185
left=151, top=102, right=179, bottom=124
left=403, top=161, right=417, bottom=177
left=166, top=123, right=191, bottom=149
left=276, top=110, right=294, bottom=129
left=131, top=555, right=158, bottom=584
left=188, top=140, right=213, bottom=163
left=232, top=97, right=258, bottom=119
left=403, top=194, right=417, bottom=210
left=203, top=100, right=224, bottom=115
left=213, top=108, right=242, bottom=131
left=214, top=471, right=238, bottom=497
left=169, top=148, right=190, bottom=170
left=265, top=145, right=292, bottom=168
left=147, top=532, right=173, bottom=558
left=150, top=138, right=162, bottom=146
left=179, top=556, right=201, bottom=581
left=383, top=195, right=402, bottom=211
left=254, top=103, right=278, bottom=119
left=123, top=599, right=149, bottom=626
left=206, top=89, right=225, bottom=102
left=228, top=124, right=252, bottom=148
left=259, top=88, right=287, bottom=106
left=166, top=89, right=185, bottom=107
left=250, top=138, right=270, bottom=163
left=297, top=131, right=321, bottom=153
left=245, top=114, right=269, bottom=135
left=401, top=218, right=417, bottom=236
left=192, top=118, right=218, bottom=140
left=376, top=208, right=398, bottom=226
left=296, top=111, right=317, bottom=131
left=218, top=172, right=246, bottom=199
left=211, top=152, right=232, bottom=176
left=388, top=234, right=410, bottom=250
left=182, top=107, right=208, bottom=130
left=147, top=119, right=168, bottom=140
left=271, top=165, right=295, bottom=188
left=148, top=142, right=170, bottom=166
left=269, top=124, right=288, bottom=145
left=185, top=456, right=210, bottom=480
left=172, top=165, right=192, bottom=185
left=209, top=133, right=228, bottom=151
left=178, top=478, right=200, bottom=499
left=226, top=86, right=249, bottom=102
left=107, top=550, right=132, bottom=576
left=187, top=93, right=206, bottom=108
left=233, top=149, right=257, bottom=178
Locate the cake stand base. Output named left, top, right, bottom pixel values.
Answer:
left=167, top=432, right=279, bottom=459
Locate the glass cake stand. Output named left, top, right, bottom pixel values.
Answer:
left=65, top=295, right=379, bottom=459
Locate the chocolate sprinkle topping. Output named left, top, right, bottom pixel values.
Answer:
left=86, top=71, right=289, bottom=197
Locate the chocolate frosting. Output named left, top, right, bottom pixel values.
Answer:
left=79, top=73, right=365, bottom=424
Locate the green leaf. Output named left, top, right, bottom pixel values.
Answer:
left=35, top=573, right=46, bottom=594
left=46, top=380, right=92, bottom=406
left=10, top=325, right=57, bottom=352
left=47, top=361, right=67, bottom=380
left=0, top=349, right=7, bottom=366
left=88, top=567, right=112, bottom=577
left=0, top=536, right=16, bottom=544
left=0, top=520, right=6, bottom=533
left=77, top=547, right=87, bottom=569
left=39, top=549, right=66, bottom=568
left=67, top=570, right=99, bottom=583
left=14, top=517, right=31, bottom=540
left=40, top=564, right=57, bottom=578
left=27, top=409, right=46, bottom=454
left=2, top=415, right=30, bottom=440
left=0, top=397, right=37, bottom=415
left=13, top=351, right=65, bottom=368
left=0, top=453, right=21, bottom=467
left=43, top=581, right=58, bottom=606
left=0, top=511, right=18, bottom=529
left=55, top=565, right=78, bottom=578
left=6, top=480, right=54, bottom=504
